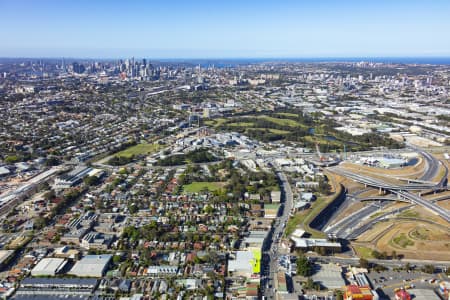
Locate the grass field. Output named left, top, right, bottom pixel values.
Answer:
left=302, top=135, right=342, bottom=148
left=267, top=128, right=291, bottom=134
left=301, top=196, right=332, bottom=238
left=353, top=245, right=374, bottom=259
left=115, top=143, right=162, bottom=158
left=353, top=196, right=450, bottom=260
left=285, top=193, right=338, bottom=239
left=410, top=227, right=430, bottom=240
left=369, top=211, right=385, bottom=219
left=206, top=115, right=303, bottom=129
left=275, top=112, right=298, bottom=118
left=247, top=128, right=291, bottom=134
left=228, top=122, right=255, bottom=127
left=204, top=118, right=227, bottom=127
left=398, top=209, right=420, bottom=218
left=357, top=222, right=393, bottom=243
left=257, top=115, right=302, bottom=127
left=392, top=233, right=415, bottom=248
left=183, top=181, right=224, bottom=193
left=285, top=213, right=303, bottom=237
left=301, top=179, right=343, bottom=238
left=370, top=221, right=450, bottom=260
left=226, top=120, right=292, bottom=136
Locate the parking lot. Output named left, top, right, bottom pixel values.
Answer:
left=366, top=269, right=444, bottom=299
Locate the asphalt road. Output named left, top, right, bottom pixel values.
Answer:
left=324, top=149, right=449, bottom=239
left=324, top=201, right=388, bottom=238
left=262, top=171, right=293, bottom=299
left=336, top=193, right=450, bottom=240
left=328, top=166, right=450, bottom=223
left=312, top=255, right=450, bottom=269
left=416, top=149, right=440, bottom=182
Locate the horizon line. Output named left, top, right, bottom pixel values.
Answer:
left=2, top=55, right=450, bottom=61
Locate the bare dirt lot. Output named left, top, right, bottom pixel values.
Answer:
left=356, top=220, right=450, bottom=261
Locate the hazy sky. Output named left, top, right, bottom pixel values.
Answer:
left=1, top=0, right=450, bottom=58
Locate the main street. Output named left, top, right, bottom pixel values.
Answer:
left=262, top=171, right=293, bottom=299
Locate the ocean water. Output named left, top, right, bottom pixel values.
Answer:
left=184, top=57, right=450, bottom=67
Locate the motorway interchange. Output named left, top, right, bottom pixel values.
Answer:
left=326, top=149, right=449, bottom=238
left=261, top=149, right=449, bottom=298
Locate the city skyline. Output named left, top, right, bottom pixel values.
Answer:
left=1, top=0, right=450, bottom=58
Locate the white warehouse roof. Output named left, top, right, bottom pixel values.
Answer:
left=69, top=254, right=112, bottom=277
left=31, top=258, right=67, bottom=276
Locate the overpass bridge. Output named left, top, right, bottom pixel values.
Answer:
left=328, top=167, right=437, bottom=190
left=328, top=167, right=450, bottom=223
left=325, top=193, right=450, bottom=239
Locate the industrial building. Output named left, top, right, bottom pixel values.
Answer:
left=311, top=263, right=345, bottom=290
left=15, top=278, right=98, bottom=297
left=69, top=254, right=112, bottom=277
left=80, top=232, right=114, bottom=250
left=31, top=258, right=67, bottom=276
left=242, top=230, right=269, bottom=250
left=53, top=166, right=92, bottom=189
left=228, top=251, right=261, bottom=279
left=290, top=237, right=341, bottom=252
left=54, top=246, right=80, bottom=259
left=344, top=285, right=378, bottom=300
left=379, top=158, right=406, bottom=169
left=271, top=190, right=281, bottom=203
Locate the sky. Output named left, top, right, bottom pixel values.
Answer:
left=1, top=0, right=450, bottom=58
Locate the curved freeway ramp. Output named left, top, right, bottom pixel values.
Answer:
left=328, top=167, right=450, bottom=223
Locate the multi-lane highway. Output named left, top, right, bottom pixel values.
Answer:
left=328, top=167, right=450, bottom=223
left=396, top=190, right=450, bottom=222
left=418, top=149, right=441, bottom=181
left=324, top=149, right=449, bottom=238
left=324, top=200, right=388, bottom=238
left=325, top=192, right=450, bottom=239
left=260, top=150, right=448, bottom=298
left=328, top=167, right=437, bottom=190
